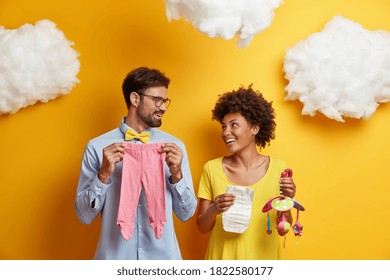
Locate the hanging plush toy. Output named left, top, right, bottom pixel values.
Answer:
left=262, top=169, right=305, bottom=237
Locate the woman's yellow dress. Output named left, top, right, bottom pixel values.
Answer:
left=198, top=156, right=287, bottom=260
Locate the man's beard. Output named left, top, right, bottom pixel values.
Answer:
left=137, top=106, right=163, bottom=127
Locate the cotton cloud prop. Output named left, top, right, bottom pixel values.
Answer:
left=0, top=20, right=80, bottom=115
left=164, top=0, right=283, bottom=48
left=283, top=16, right=390, bottom=122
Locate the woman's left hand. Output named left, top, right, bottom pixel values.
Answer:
left=279, top=177, right=296, bottom=198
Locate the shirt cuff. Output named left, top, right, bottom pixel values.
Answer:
left=169, top=176, right=186, bottom=195
left=91, top=176, right=111, bottom=197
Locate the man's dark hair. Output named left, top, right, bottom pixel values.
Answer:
left=122, top=67, right=170, bottom=108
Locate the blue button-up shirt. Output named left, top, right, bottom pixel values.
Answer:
left=74, top=120, right=197, bottom=259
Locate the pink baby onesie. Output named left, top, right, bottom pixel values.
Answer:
left=117, top=142, right=166, bottom=240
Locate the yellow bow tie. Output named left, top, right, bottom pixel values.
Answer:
left=124, top=129, right=151, bottom=144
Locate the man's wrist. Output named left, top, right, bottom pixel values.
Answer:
left=98, top=172, right=110, bottom=184
left=170, top=172, right=182, bottom=184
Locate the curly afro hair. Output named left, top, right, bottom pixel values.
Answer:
left=212, top=85, right=276, bottom=148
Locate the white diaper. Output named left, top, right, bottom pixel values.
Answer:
left=222, top=186, right=254, bottom=233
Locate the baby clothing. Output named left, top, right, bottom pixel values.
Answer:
left=222, top=186, right=254, bottom=233
left=117, top=142, right=166, bottom=240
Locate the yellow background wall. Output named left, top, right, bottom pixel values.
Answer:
left=1, top=0, right=389, bottom=260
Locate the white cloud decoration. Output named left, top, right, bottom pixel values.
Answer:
left=164, top=0, right=283, bottom=48
left=0, top=19, right=80, bottom=115
left=283, top=16, right=390, bottom=122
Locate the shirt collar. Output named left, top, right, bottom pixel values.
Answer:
left=119, top=117, right=153, bottom=138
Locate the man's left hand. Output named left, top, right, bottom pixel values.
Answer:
left=160, top=143, right=183, bottom=183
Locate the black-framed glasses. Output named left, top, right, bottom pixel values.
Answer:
left=137, top=92, right=171, bottom=108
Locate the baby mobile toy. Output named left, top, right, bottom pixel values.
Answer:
left=261, top=169, right=305, bottom=243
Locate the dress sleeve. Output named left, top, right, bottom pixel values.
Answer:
left=197, top=161, right=213, bottom=201
left=74, top=142, right=110, bottom=224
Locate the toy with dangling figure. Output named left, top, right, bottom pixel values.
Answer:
left=262, top=169, right=305, bottom=244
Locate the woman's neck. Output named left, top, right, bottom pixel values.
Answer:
left=228, top=146, right=262, bottom=170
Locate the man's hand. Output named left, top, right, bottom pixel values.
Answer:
left=98, top=142, right=126, bottom=184
left=160, top=143, right=183, bottom=184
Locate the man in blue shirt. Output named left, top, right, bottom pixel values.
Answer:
left=75, top=67, right=197, bottom=259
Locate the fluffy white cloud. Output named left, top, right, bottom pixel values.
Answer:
left=283, top=16, right=390, bottom=122
left=0, top=19, right=80, bottom=115
left=164, top=0, right=283, bottom=48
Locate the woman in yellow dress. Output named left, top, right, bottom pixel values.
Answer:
left=197, top=85, right=297, bottom=260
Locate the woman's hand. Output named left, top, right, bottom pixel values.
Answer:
left=213, top=193, right=236, bottom=214
left=279, top=177, right=296, bottom=198
left=196, top=193, right=235, bottom=234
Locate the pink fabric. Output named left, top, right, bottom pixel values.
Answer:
left=117, top=142, right=166, bottom=240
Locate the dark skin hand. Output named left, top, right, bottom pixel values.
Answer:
left=279, top=177, right=296, bottom=198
